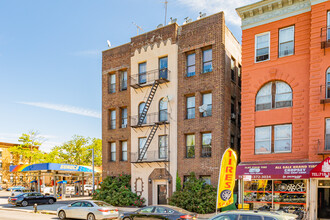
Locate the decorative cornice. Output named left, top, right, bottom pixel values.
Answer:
left=236, top=0, right=311, bottom=30
left=311, top=0, right=328, bottom=5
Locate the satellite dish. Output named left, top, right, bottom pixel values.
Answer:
left=199, top=104, right=208, bottom=113
left=183, top=17, right=193, bottom=25
left=168, top=17, right=177, bottom=24
left=107, top=40, right=112, bottom=48
left=157, top=24, right=164, bottom=28
left=197, top=12, right=207, bottom=20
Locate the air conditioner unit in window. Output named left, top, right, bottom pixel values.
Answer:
left=122, top=124, right=127, bottom=128
left=231, top=113, right=236, bottom=119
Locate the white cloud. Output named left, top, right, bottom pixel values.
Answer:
left=177, top=0, right=260, bottom=26
left=18, top=102, right=101, bottom=119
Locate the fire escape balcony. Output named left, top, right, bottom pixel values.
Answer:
left=130, top=112, right=170, bottom=128
left=316, top=139, right=330, bottom=155
left=131, top=150, right=169, bottom=163
left=130, top=68, right=170, bottom=89
left=321, top=26, right=330, bottom=49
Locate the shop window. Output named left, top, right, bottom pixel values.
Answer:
left=186, top=53, right=196, bottom=77
left=159, top=98, right=168, bottom=122
left=256, top=81, right=292, bottom=111
left=120, top=70, right=127, bottom=91
left=255, top=124, right=292, bottom=154
left=325, top=118, right=330, bottom=150
left=202, top=93, right=212, bottom=117
left=202, top=48, right=212, bottom=73
left=121, top=141, right=127, bottom=161
left=158, top=135, right=168, bottom=159
left=139, top=62, right=147, bottom=84
left=243, top=179, right=307, bottom=211
left=201, top=133, right=212, bottom=157
left=186, top=96, right=195, bottom=119
left=255, top=32, right=270, bottom=62
left=279, top=26, right=294, bottom=57
left=109, top=74, right=116, bottom=94
left=138, top=137, right=147, bottom=160
left=121, top=108, right=127, bottom=128
left=109, top=110, right=116, bottom=129
left=110, top=142, right=116, bottom=161
left=186, top=134, right=195, bottom=158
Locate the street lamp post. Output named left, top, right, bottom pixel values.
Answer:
left=87, top=148, right=95, bottom=194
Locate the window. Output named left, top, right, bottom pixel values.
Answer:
left=279, top=26, right=294, bottom=57
left=109, top=74, right=116, bottom=93
left=231, top=97, right=236, bottom=123
left=138, top=137, right=147, bottom=160
left=256, top=81, right=292, bottom=111
left=120, top=71, right=127, bottom=91
left=240, top=215, right=262, bottom=220
left=203, top=49, right=212, bottom=73
left=200, top=176, right=211, bottom=185
left=159, top=98, right=168, bottom=122
left=325, top=119, right=330, bottom=150
left=255, top=124, right=292, bottom=154
left=159, top=135, right=168, bottom=159
left=186, top=96, right=195, bottom=119
left=110, top=142, right=116, bottom=161
left=71, top=202, right=82, bottom=207
left=109, top=110, right=116, bottom=129
left=231, top=57, right=236, bottom=81
left=230, top=135, right=235, bottom=148
left=159, top=57, right=168, bottom=80
left=202, top=133, right=212, bottom=157
left=255, top=32, right=270, bottom=62
left=121, top=141, right=127, bottom=161
left=139, top=102, right=147, bottom=124
left=139, top=62, right=147, bottom=84
left=121, top=108, right=127, bottom=128
left=327, top=11, right=330, bottom=41
left=187, top=53, right=196, bottom=77
left=82, top=202, right=93, bottom=207
left=139, top=207, right=154, bottom=213
left=238, top=64, right=241, bottom=87
left=202, top=93, right=212, bottom=117
left=186, top=134, right=195, bottom=158
left=326, top=68, right=330, bottom=99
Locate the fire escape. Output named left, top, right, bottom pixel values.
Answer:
left=130, top=68, right=170, bottom=162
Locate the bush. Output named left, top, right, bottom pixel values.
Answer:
left=93, top=174, right=145, bottom=207
left=169, top=172, right=216, bottom=214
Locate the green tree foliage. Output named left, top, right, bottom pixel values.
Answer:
left=169, top=172, right=217, bottom=214
left=93, top=175, right=145, bottom=207
left=176, top=172, right=182, bottom=191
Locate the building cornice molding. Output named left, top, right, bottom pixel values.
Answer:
left=311, top=0, right=328, bottom=5
left=236, top=0, right=311, bottom=30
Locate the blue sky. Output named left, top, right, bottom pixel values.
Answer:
left=0, top=0, right=257, bottom=152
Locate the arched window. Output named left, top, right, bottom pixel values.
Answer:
left=326, top=68, right=330, bottom=98
left=256, top=81, right=292, bottom=111
left=159, top=98, right=168, bottom=122
left=138, top=102, right=147, bottom=124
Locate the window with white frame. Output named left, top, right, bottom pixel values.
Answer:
left=279, top=26, right=294, bottom=57
left=159, top=98, right=168, bottom=122
left=109, top=74, right=116, bottom=93
left=186, top=134, right=195, bottom=158
left=327, top=11, right=330, bottom=40
left=139, top=62, right=147, bottom=84
left=120, top=71, right=127, bottom=91
left=186, top=96, right=195, bottom=119
left=121, top=108, right=127, bottom=128
left=255, top=32, right=270, bottom=62
left=202, top=133, right=212, bottom=157
left=109, top=110, right=116, bottom=129
left=159, top=135, right=168, bottom=159
left=121, top=141, right=127, bottom=161
left=110, top=142, right=116, bottom=161
left=187, top=53, right=196, bottom=77
left=325, top=119, right=330, bottom=150
left=202, top=49, right=212, bottom=73
left=202, top=93, right=212, bottom=117
left=255, top=124, right=292, bottom=154
left=327, top=68, right=330, bottom=99
left=138, top=137, right=147, bottom=160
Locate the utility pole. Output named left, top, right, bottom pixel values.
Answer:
left=163, top=0, right=168, bottom=26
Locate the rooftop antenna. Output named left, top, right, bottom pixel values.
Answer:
left=107, top=40, right=111, bottom=48
left=162, top=0, right=168, bottom=26
left=132, top=22, right=144, bottom=35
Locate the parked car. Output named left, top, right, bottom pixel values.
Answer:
left=119, top=205, right=197, bottom=220
left=6, top=186, right=25, bottom=191
left=0, top=185, right=3, bottom=191
left=57, top=200, right=118, bottom=220
left=209, top=210, right=297, bottom=220
left=8, top=192, right=56, bottom=207
left=10, top=189, right=30, bottom=197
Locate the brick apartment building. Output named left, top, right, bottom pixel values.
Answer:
left=102, top=12, right=241, bottom=205
left=236, top=0, right=330, bottom=219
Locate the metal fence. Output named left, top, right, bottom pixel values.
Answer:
left=130, top=69, right=170, bottom=88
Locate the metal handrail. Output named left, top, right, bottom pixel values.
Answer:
left=130, top=112, right=170, bottom=127
left=321, top=26, right=330, bottom=48
left=130, top=68, right=170, bottom=87
left=131, top=150, right=169, bottom=163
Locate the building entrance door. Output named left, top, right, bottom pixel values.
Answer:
left=318, top=183, right=330, bottom=219
left=157, top=184, right=167, bottom=205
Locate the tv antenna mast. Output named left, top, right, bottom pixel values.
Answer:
left=162, top=0, right=168, bottom=26
left=132, top=22, right=144, bottom=35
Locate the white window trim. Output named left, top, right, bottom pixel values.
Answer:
left=274, top=124, right=292, bottom=153
left=255, top=126, right=272, bottom=155
left=255, top=31, right=270, bottom=63
left=279, top=26, right=295, bottom=58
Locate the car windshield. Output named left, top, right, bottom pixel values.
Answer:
left=94, top=201, right=112, bottom=207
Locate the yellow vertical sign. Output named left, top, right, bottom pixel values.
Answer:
left=216, top=148, right=237, bottom=209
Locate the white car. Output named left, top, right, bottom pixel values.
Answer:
left=57, top=200, right=118, bottom=220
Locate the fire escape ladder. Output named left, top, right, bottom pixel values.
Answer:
left=137, top=81, right=159, bottom=126
left=138, top=124, right=159, bottom=162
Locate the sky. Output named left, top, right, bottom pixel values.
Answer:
left=0, top=0, right=258, bottom=152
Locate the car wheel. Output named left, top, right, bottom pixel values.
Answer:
left=87, top=213, right=95, bottom=220
left=21, top=200, right=28, bottom=207
left=123, top=217, right=131, bottom=220
left=58, top=210, right=66, bottom=220
left=48, top=198, right=54, bottom=204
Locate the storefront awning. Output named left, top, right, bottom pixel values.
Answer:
left=236, top=162, right=319, bottom=180
left=310, top=157, right=330, bottom=178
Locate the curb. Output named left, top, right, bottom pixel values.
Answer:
left=0, top=207, right=57, bottom=215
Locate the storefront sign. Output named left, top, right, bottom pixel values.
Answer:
left=217, top=148, right=237, bottom=209
left=243, top=175, right=252, bottom=181
left=236, top=162, right=319, bottom=179
left=310, top=157, right=330, bottom=178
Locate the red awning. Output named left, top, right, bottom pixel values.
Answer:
left=310, top=157, right=330, bottom=178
